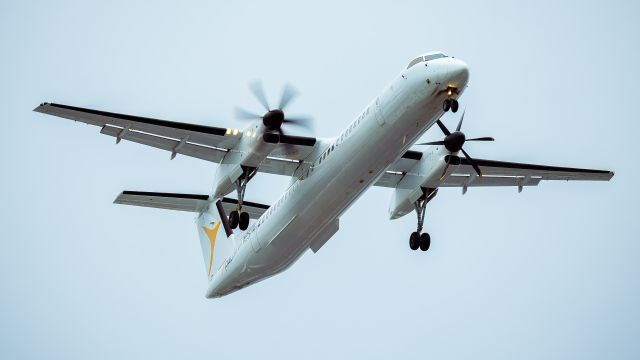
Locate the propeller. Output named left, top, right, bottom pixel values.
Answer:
left=418, top=110, right=494, bottom=177
left=234, top=81, right=313, bottom=137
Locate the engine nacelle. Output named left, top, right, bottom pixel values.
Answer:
left=388, top=147, right=457, bottom=219
left=213, top=163, right=245, bottom=198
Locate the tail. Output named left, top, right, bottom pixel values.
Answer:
left=112, top=191, right=235, bottom=280
left=196, top=200, right=235, bottom=280
left=113, top=191, right=269, bottom=280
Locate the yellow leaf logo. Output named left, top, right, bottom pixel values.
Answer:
left=202, top=222, right=221, bottom=277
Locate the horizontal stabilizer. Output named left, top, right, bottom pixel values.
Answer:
left=114, top=191, right=210, bottom=212
left=114, top=191, right=269, bottom=218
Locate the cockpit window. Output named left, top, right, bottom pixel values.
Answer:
left=424, top=53, right=447, bottom=61
left=407, top=57, right=423, bottom=69
left=406, top=52, right=449, bottom=69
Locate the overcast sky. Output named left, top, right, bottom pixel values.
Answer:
left=2, top=0, right=639, bottom=359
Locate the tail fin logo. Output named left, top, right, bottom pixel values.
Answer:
left=202, top=221, right=221, bottom=277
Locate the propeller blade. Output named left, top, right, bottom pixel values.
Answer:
left=460, top=147, right=482, bottom=177
left=234, top=107, right=262, bottom=120
left=417, top=140, right=447, bottom=145
left=249, top=80, right=270, bottom=112
left=466, top=137, right=495, bottom=142
left=455, top=110, right=465, bottom=131
left=278, top=83, right=299, bottom=110
left=283, top=115, right=313, bottom=130
left=436, top=120, right=451, bottom=136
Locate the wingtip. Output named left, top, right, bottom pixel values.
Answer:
left=33, top=102, right=51, bottom=112
left=113, top=192, right=124, bottom=204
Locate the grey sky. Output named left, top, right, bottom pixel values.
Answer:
left=2, top=0, right=639, bottom=358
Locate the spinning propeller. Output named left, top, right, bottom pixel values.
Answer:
left=234, top=81, right=313, bottom=137
left=418, top=110, right=494, bottom=177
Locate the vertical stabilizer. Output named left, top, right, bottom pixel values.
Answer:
left=196, top=200, right=234, bottom=280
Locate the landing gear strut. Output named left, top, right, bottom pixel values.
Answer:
left=229, top=166, right=257, bottom=231
left=408, top=188, right=437, bottom=252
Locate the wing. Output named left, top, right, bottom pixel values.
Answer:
left=442, top=157, right=614, bottom=187
left=375, top=150, right=425, bottom=188
left=34, top=102, right=316, bottom=173
left=35, top=102, right=237, bottom=162
left=376, top=150, right=614, bottom=189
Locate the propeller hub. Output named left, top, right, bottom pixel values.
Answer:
left=444, top=131, right=466, bottom=152
left=263, top=109, right=284, bottom=129
left=419, top=112, right=492, bottom=178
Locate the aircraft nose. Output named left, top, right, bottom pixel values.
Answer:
left=448, top=58, right=469, bottom=89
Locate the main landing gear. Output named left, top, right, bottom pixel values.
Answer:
left=229, top=166, right=257, bottom=231
left=228, top=210, right=249, bottom=231
left=409, top=188, right=438, bottom=252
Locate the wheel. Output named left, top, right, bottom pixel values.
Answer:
left=409, top=232, right=420, bottom=250
left=239, top=211, right=250, bottom=230
left=450, top=99, right=459, bottom=113
left=443, top=99, right=451, bottom=112
left=419, top=233, right=431, bottom=251
left=229, top=210, right=239, bottom=229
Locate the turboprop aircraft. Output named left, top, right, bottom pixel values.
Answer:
left=34, top=51, right=613, bottom=298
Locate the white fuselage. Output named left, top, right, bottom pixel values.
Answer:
left=206, top=57, right=469, bottom=297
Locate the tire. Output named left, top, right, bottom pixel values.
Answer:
left=239, top=211, right=250, bottom=231
left=419, top=233, right=431, bottom=251
left=443, top=99, right=451, bottom=112
left=409, top=232, right=420, bottom=250
left=229, top=210, right=239, bottom=229
left=450, top=99, right=459, bottom=113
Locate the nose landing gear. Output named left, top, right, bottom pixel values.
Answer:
left=442, top=87, right=460, bottom=113
left=409, top=188, right=437, bottom=252
left=443, top=98, right=459, bottom=113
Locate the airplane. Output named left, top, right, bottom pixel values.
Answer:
left=34, top=51, right=614, bottom=298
